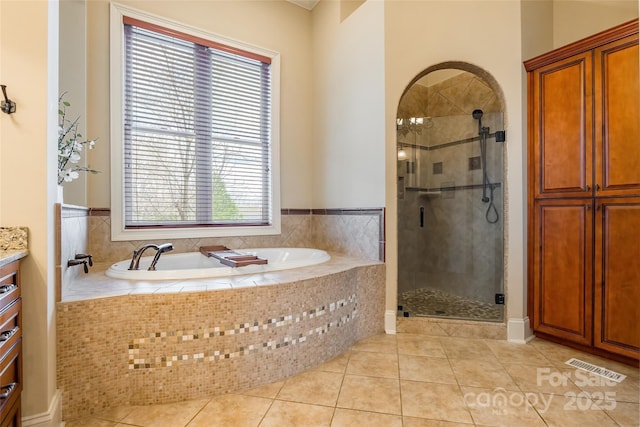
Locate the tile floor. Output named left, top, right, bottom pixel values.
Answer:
left=65, top=333, right=639, bottom=427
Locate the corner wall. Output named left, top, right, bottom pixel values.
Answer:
left=384, top=1, right=526, bottom=337
left=310, top=0, right=386, bottom=209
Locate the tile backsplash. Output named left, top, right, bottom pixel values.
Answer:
left=60, top=207, right=384, bottom=269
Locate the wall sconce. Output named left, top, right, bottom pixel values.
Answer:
left=1, top=85, right=16, bottom=114
left=397, top=146, right=407, bottom=160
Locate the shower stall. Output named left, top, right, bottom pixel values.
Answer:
left=396, top=69, right=505, bottom=322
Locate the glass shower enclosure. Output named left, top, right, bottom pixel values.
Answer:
left=396, top=73, right=505, bottom=322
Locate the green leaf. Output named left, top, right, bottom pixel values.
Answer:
left=63, top=101, right=70, bottom=107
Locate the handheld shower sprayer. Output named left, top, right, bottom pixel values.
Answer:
left=473, top=109, right=498, bottom=222
left=472, top=109, right=488, bottom=135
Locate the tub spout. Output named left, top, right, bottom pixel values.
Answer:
left=128, top=243, right=174, bottom=270
left=148, top=243, right=174, bottom=271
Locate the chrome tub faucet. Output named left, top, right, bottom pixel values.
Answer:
left=128, top=243, right=174, bottom=270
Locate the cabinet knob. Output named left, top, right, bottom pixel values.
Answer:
left=586, top=185, right=591, bottom=192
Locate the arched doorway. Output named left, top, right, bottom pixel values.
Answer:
left=396, top=63, right=506, bottom=322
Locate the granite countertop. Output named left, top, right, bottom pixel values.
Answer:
left=0, top=227, right=28, bottom=268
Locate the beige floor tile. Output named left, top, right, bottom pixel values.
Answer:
left=337, top=374, right=401, bottom=415
left=346, top=350, right=399, bottom=378
left=503, top=362, right=583, bottom=395
left=483, top=340, right=550, bottom=366
left=397, top=334, right=447, bottom=358
left=604, top=400, right=640, bottom=427
left=400, top=380, right=473, bottom=424
left=402, top=417, right=474, bottom=426
left=449, top=358, right=520, bottom=390
left=240, top=380, right=285, bottom=399
left=65, top=418, right=118, bottom=427
left=573, top=375, right=640, bottom=404
left=276, top=370, right=344, bottom=406
left=533, top=392, right=620, bottom=426
left=439, top=337, right=499, bottom=361
left=120, top=399, right=209, bottom=427
left=396, top=318, right=449, bottom=336
left=331, top=408, right=402, bottom=427
left=92, top=405, right=138, bottom=423
left=187, top=394, right=271, bottom=427
left=531, top=339, right=639, bottom=381
left=349, top=333, right=397, bottom=354
left=528, top=338, right=595, bottom=367
left=258, top=400, right=334, bottom=427
left=460, top=385, right=546, bottom=426
left=314, top=351, right=351, bottom=373
left=399, top=354, right=457, bottom=384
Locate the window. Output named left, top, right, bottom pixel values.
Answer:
left=110, top=4, right=280, bottom=240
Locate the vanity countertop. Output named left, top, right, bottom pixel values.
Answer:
left=0, top=226, right=28, bottom=267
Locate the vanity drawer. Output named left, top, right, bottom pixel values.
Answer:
left=0, top=263, right=19, bottom=314
left=0, top=300, right=20, bottom=356
left=0, top=340, right=21, bottom=421
left=0, top=396, right=20, bottom=427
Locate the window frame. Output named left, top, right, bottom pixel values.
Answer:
left=109, top=2, right=281, bottom=241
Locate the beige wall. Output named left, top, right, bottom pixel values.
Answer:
left=311, top=0, right=386, bottom=208
left=0, top=0, right=59, bottom=419
left=553, top=0, right=638, bottom=47
left=85, top=0, right=314, bottom=209
left=59, top=0, right=88, bottom=207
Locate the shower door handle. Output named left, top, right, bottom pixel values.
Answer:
left=419, top=206, right=424, bottom=228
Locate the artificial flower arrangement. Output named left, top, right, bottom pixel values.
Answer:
left=57, top=94, right=98, bottom=184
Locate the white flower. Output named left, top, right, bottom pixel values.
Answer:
left=62, top=169, right=79, bottom=182
left=68, top=152, right=81, bottom=164
left=57, top=94, right=99, bottom=185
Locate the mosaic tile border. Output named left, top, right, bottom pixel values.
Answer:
left=129, top=295, right=357, bottom=369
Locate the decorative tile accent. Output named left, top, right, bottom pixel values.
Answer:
left=432, top=161, right=443, bottom=174
left=128, top=295, right=357, bottom=369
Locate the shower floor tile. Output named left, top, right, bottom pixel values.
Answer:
left=399, top=287, right=503, bottom=322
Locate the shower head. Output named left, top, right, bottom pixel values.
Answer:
left=472, top=109, right=484, bottom=120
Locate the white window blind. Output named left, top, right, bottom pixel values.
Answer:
left=123, top=18, right=272, bottom=229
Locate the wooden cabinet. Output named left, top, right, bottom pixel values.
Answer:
left=593, top=198, right=640, bottom=359
left=532, top=199, right=593, bottom=346
left=526, top=19, right=639, bottom=364
left=0, top=260, right=22, bottom=427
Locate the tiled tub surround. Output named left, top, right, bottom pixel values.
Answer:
left=57, top=254, right=385, bottom=421
left=84, top=208, right=384, bottom=266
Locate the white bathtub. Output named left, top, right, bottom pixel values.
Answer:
left=105, top=247, right=331, bottom=280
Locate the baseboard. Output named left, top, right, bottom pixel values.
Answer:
left=384, top=310, right=396, bottom=334
left=507, top=316, right=534, bottom=344
left=22, top=389, right=62, bottom=427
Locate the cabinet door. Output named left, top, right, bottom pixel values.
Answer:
left=594, top=198, right=640, bottom=360
left=594, top=34, right=640, bottom=197
left=531, top=52, right=593, bottom=199
left=533, top=199, right=593, bottom=345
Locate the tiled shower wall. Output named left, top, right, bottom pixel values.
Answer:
left=59, top=207, right=384, bottom=276
left=397, top=71, right=504, bottom=305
